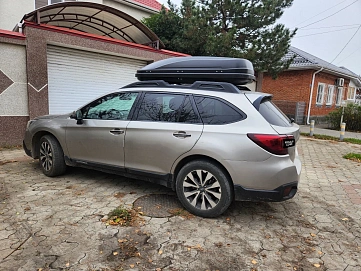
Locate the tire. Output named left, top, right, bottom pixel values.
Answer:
left=176, top=160, right=233, bottom=218
left=39, top=135, right=67, bottom=177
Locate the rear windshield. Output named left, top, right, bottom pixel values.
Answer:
left=259, top=100, right=292, bottom=127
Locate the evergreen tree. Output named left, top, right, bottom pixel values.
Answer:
left=143, top=0, right=296, bottom=78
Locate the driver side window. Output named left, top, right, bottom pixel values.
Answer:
left=82, top=92, right=138, bottom=120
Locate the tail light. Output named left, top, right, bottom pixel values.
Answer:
left=247, top=134, right=295, bottom=155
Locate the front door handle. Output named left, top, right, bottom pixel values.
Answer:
left=110, top=128, right=124, bottom=135
left=173, top=131, right=191, bottom=138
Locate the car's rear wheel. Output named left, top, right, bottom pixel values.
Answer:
left=176, top=160, right=233, bottom=218
left=39, top=135, right=66, bottom=177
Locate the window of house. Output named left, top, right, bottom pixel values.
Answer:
left=316, top=83, right=325, bottom=105
left=335, top=87, right=343, bottom=106
left=347, top=87, right=356, bottom=100
left=325, top=85, right=334, bottom=106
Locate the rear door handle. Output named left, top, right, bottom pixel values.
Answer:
left=110, top=128, right=124, bottom=135
left=173, top=131, right=191, bottom=138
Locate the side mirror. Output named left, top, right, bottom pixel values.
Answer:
left=75, top=110, right=83, bottom=125
left=290, top=118, right=295, bottom=123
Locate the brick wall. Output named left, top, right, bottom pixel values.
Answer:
left=262, top=70, right=313, bottom=102
left=263, top=69, right=350, bottom=122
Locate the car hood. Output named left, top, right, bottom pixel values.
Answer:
left=33, top=113, right=72, bottom=121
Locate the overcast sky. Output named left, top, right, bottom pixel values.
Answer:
left=156, top=0, right=361, bottom=75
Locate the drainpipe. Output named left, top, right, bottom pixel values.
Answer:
left=307, top=67, right=324, bottom=124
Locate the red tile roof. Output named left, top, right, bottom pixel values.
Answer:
left=131, top=0, right=163, bottom=11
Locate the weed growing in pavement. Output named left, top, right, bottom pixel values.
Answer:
left=301, top=133, right=361, bottom=145
left=168, top=208, right=194, bottom=219
left=107, top=206, right=139, bottom=226
left=343, top=153, right=361, bottom=163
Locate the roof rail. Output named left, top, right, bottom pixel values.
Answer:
left=122, top=80, right=250, bottom=93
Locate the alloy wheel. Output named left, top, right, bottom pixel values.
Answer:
left=40, top=141, right=53, bottom=171
left=183, top=169, right=222, bottom=210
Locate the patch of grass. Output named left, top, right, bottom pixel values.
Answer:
left=301, top=133, right=361, bottom=145
left=343, top=153, right=361, bottom=163
left=107, top=206, right=136, bottom=226
left=343, top=138, right=361, bottom=144
left=168, top=208, right=194, bottom=219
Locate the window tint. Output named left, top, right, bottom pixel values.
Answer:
left=179, top=96, right=200, bottom=123
left=259, top=100, right=292, bottom=127
left=137, top=93, right=185, bottom=122
left=82, top=92, right=138, bottom=120
left=194, top=96, right=244, bottom=125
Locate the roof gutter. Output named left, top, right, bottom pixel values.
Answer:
left=289, top=65, right=360, bottom=82
left=307, top=67, right=323, bottom=125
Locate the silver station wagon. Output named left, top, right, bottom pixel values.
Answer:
left=23, top=57, right=301, bottom=217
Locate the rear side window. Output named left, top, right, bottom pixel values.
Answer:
left=136, top=93, right=200, bottom=123
left=194, top=96, right=245, bottom=125
left=259, top=100, right=292, bottom=127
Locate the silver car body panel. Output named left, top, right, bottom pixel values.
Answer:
left=125, top=121, right=203, bottom=174
left=65, top=119, right=130, bottom=166
left=24, top=115, right=70, bottom=157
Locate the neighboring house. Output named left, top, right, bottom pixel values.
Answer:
left=262, top=46, right=361, bottom=125
left=0, top=1, right=185, bottom=147
left=0, top=0, right=162, bottom=31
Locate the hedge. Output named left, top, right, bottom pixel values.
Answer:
left=327, top=103, right=361, bottom=131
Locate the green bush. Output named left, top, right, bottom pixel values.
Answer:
left=327, top=103, right=361, bottom=131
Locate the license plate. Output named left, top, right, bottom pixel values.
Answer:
left=283, top=138, right=295, bottom=148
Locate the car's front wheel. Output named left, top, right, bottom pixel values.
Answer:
left=176, top=160, right=233, bottom=218
left=39, top=135, right=67, bottom=177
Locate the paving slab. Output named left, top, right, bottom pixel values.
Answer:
left=0, top=137, right=360, bottom=270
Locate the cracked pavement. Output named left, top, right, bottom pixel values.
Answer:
left=0, top=137, right=361, bottom=271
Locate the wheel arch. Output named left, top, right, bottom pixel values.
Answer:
left=32, top=131, right=61, bottom=159
left=172, top=154, right=234, bottom=195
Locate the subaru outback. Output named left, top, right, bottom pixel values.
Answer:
left=23, top=57, right=301, bottom=217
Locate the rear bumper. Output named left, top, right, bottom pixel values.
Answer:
left=234, top=181, right=298, bottom=202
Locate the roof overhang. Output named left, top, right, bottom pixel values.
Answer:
left=288, top=65, right=361, bottom=87
left=15, top=1, right=164, bottom=49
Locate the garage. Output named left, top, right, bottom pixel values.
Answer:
left=47, top=46, right=147, bottom=114
left=0, top=1, right=187, bottom=146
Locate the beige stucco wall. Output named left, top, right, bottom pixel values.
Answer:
left=0, top=43, right=28, bottom=116
left=0, top=0, right=34, bottom=30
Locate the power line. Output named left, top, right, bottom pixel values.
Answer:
left=335, top=46, right=361, bottom=65
left=299, top=24, right=361, bottom=31
left=299, top=0, right=359, bottom=29
left=330, top=25, right=361, bottom=64
left=294, top=26, right=360, bottom=38
left=296, top=0, right=350, bottom=27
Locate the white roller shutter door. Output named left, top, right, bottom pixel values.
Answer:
left=47, top=46, right=147, bottom=114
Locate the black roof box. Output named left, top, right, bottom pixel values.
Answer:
left=136, top=56, right=255, bottom=85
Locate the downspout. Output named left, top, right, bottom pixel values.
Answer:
left=307, top=67, right=324, bottom=124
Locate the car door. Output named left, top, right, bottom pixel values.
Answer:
left=125, top=92, right=203, bottom=174
left=65, top=92, right=139, bottom=167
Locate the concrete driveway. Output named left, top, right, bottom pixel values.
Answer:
left=1, top=137, right=361, bottom=271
